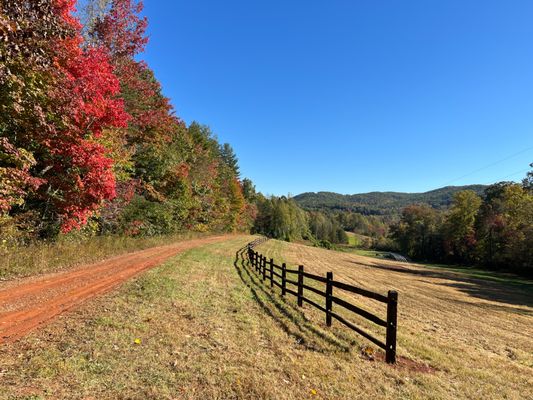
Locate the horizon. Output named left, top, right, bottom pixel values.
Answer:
left=139, top=0, right=532, bottom=196
left=293, top=183, right=489, bottom=197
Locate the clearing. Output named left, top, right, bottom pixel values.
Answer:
left=0, top=236, right=531, bottom=399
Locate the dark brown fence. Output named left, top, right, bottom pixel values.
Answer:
left=246, top=238, right=398, bottom=364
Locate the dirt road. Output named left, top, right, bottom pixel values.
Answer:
left=0, top=235, right=232, bottom=344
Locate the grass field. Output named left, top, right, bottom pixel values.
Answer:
left=345, top=231, right=359, bottom=246
left=1, top=236, right=531, bottom=399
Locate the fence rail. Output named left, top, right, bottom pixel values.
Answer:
left=246, top=238, right=398, bottom=364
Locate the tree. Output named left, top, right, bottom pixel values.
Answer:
left=0, top=0, right=129, bottom=234
left=0, top=138, right=43, bottom=214
left=494, top=184, right=533, bottom=271
left=253, top=196, right=309, bottom=241
left=220, top=143, right=240, bottom=178
left=79, top=0, right=111, bottom=42
left=443, top=190, right=482, bottom=261
left=523, top=163, right=533, bottom=193
left=1, top=0, right=253, bottom=240
left=390, top=205, right=442, bottom=260
left=242, top=178, right=257, bottom=202
left=91, top=0, right=148, bottom=59
left=308, top=211, right=348, bottom=244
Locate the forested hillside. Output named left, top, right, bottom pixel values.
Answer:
left=294, top=179, right=533, bottom=275
left=0, top=0, right=254, bottom=245
left=294, top=185, right=488, bottom=215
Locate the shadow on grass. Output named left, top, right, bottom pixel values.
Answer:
left=345, top=259, right=533, bottom=308
left=233, top=245, right=354, bottom=354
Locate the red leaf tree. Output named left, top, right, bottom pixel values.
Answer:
left=0, top=0, right=129, bottom=233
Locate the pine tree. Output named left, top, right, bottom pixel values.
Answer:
left=220, top=143, right=240, bottom=178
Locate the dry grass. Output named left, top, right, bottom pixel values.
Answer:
left=0, top=232, right=212, bottom=281
left=259, top=240, right=533, bottom=399
left=0, top=236, right=531, bottom=399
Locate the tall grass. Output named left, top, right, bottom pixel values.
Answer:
left=0, top=232, right=212, bottom=280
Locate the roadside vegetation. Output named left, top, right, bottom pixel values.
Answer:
left=0, top=231, right=212, bottom=280
left=1, top=237, right=531, bottom=399
left=1, top=0, right=255, bottom=253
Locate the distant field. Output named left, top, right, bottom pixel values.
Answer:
left=345, top=231, right=359, bottom=246
left=1, top=237, right=531, bottom=399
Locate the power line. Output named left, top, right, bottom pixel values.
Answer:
left=441, top=145, right=533, bottom=186
left=484, top=168, right=530, bottom=185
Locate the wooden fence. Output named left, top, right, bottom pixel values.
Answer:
left=246, top=238, right=398, bottom=364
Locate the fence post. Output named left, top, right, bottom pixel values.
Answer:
left=386, top=290, right=398, bottom=364
left=270, top=258, right=274, bottom=288
left=297, top=265, right=304, bottom=307
left=262, top=256, right=266, bottom=281
left=253, top=252, right=257, bottom=271
left=281, top=263, right=287, bottom=296
left=326, top=271, right=333, bottom=327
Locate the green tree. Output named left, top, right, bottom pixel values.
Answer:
left=241, top=178, right=257, bottom=202
left=497, top=185, right=533, bottom=271
left=523, top=163, right=533, bottom=193
left=220, top=143, right=240, bottom=178
left=253, top=196, right=309, bottom=241
left=390, top=205, right=442, bottom=260
left=443, top=190, right=482, bottom=262
left=308, top=211, right=348, bottom=244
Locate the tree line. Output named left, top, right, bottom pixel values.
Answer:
left=0, top=0, right=254, bottom=245
left=291, top=168, right=533, bottom=275
left=390, top=171, right=533, bottom=275
left=241, top=184, right=348, bottom=247
left=293, top=185, right=488, bottom=216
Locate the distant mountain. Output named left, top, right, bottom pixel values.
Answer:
left=293, top=185, right=488, bottom=216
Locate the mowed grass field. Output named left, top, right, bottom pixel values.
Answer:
left=345, top=231, right=359, bottom=246
left=1, top=236, right=531, bottom=399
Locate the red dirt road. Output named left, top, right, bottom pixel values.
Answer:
left=0, top=235, right=232, bottom=344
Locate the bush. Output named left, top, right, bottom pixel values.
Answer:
left=317, top=240, right=333, bottom=250
left=373, top=237, right=400, bottom=252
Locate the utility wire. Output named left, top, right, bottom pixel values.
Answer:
left=442, top=145, right=533, bottom=186
left=484, top=168, right=530, bottom=185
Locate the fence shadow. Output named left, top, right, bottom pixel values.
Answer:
left=233, top=245, right=353, bottom=354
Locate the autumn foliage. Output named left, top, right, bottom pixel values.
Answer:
left=0, top=0, right=252, bottom=240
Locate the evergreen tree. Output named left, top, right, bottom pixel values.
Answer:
left=220, top=143, right=240, bottom=178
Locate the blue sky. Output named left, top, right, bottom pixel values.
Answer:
left=139, top=0, right=533, bottom=195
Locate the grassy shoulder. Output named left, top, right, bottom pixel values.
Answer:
left=1, top=236, right=531, bottom=399
left=0, top=232, right=214, bottom=281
